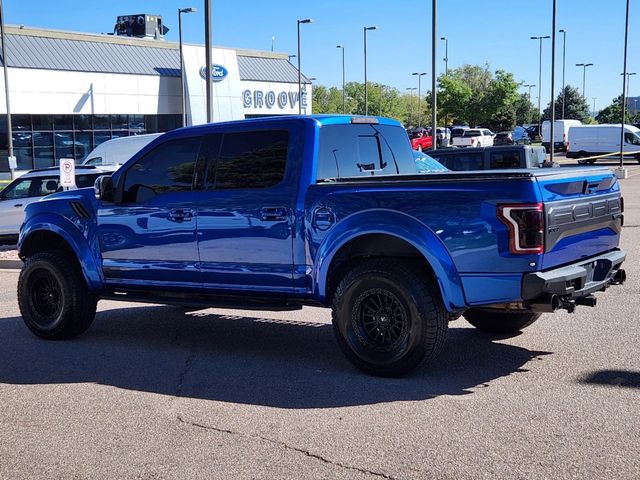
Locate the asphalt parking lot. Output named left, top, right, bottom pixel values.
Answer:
left=1, top=160, right=639, bottom=479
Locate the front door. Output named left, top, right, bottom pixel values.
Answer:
left=197, top=128, right=295, bottom=293
left=0, top=176, right=59, bottom=236
left=98, top=136, right=203, bottom=287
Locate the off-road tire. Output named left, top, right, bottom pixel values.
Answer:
left=18, top=251, right=97, bottom=340
left=464, top=309, right=541, bottom=334
left=331, top=259, right=448, bottom=377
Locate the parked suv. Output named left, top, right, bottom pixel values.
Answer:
left=0, top=166, right=113, bottom=241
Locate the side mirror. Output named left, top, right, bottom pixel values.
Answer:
left=94, top=175, right=115, bottom=202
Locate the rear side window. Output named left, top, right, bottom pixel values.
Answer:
left=122, top=137, right=201, bottom=203
left=489, top=152, right=520, bottom=169
left=211, top=130, right=289, bottom=190
left=434, top=153, right=484, bottom=171
left=317, top=124, right=416, bottom=180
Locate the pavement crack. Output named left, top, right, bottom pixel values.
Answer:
left=176, top=415, right=397, bottom=479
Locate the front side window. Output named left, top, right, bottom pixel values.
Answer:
left=2, top=177, right=59, bottom=200
left=624, top=132, right=640, bottom=146
left=211, top=130, right=288, bottom=190
left=122, top=136, right=201, bottom=203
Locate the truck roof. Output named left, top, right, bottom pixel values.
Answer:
left=164, top=115, right=403, bottom=138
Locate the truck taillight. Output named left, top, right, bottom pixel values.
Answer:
left=497, top=203, right=545, bottom=254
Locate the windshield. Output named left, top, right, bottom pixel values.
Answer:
left=413, top=151, right=449, bottom=173
left=463, top=130, right=482, bottom=137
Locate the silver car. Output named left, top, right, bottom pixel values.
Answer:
left=0, top=166, right=113, bottom=241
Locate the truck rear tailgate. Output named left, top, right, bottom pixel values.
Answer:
left=535, top=168, right=623, bottom=270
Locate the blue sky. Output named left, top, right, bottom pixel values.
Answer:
left=4, top=0, right=639, bottom=112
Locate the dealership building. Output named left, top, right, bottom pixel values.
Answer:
left=0, top=21, right=312, bottom=175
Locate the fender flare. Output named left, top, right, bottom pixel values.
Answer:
left=313, top=210, right=466, bottom=311
left=19, top=213, right=103, bottom=290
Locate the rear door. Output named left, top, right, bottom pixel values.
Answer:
left=536, top=169, right=622, bottom=270
left=197, top=126, right=298, bottom=292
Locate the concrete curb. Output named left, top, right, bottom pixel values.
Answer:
left=0, top=259, right=22, bottom=270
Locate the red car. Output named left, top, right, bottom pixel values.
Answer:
left=407, top=128, right=433, bottom=151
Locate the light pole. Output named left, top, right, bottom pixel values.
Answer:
left=531, top=35, right=550, bottom=128
left=178, top=7, right=197, bottom=128
left=297, top=19, right=313, bottom=115
left=524, top=84, right=536, bottom=124
left=406, top=87, right=417, bottom=126
left=440, top=36, right=448, bottom=75
left=559, top=29, right=566, bottom=119
left=336, top=45, right=345, bottom=113
left=592, top=97, right=597, bottom=116
left=549, top=0, right=557, bottom=164
left=619, top=0, right=630, bottom=172
left=431, top=0, right=437, bottom=150
left=575, top=63, right=593, bottom=99
left=204, top=0, right=213, bottom=123
left=363, top=26, right=377, bottom=115
left=0, top=0, right=14, bottom=178
left=412, top=72, right=427, bottom=127
left=621, top=72, right=636, bottom=99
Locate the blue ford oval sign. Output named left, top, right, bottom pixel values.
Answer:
left=199, top=64, right=228, bottom=82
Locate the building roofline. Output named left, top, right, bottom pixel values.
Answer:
left=5, top=24, right=289, bottom=59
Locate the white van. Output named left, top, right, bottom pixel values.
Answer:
left=82, top=133, right=163, bottom=167
left=566, top=124, right=640, bottom=164
left=541, top=119, right=582, bottom=151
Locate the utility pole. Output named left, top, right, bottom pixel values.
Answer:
left=406, top=87, right=416, bottom=126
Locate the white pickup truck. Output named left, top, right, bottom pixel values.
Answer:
left=451, top=128, right=495, bottom=148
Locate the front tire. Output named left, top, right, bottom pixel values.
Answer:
left=331, top=259, right=447, bottom=377
left=18, top=251, right=97, bottom=340
left=464, top=309, right=540, bottom=334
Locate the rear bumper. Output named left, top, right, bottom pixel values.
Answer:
left=522, top=249, right=626, bottom=301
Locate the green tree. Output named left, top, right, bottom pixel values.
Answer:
left=541, top=85, right=590, bottom=122
left=514, top=93, right=536, bottom=125
left=312, top=85, right=344, bottom=114
left=437, top=65, right=520, bottom=130
left=596, top=95, right=634, bottom=124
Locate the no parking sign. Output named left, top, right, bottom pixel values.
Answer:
left=59, top=158, right=76, bottom=188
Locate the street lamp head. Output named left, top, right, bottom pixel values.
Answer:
left=298, top=18, right=313, bottom=24
left=364, top=26, right=378, bottom=31
left=179, top=7, right=197, bottom=13
left=559, top=29, right=565, bottom=33
left=440, top=36, right=446, bottom=40
left=336, top=44, right=343, bottom=49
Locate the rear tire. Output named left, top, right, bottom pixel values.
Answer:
left=331, top=259, right=448, bottom=377
left=577, top=151, right=589, bottom=164
left=464, top=309, right=540, bottom=334
left=18, top=251, right=97, bottom=340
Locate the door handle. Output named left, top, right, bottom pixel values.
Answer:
left=14, top=204, right=23, bottom=208
left=168, top=208, right=194, bottom=222
left=261, top=207, right=287, bottom=221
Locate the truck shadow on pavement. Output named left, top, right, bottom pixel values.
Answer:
left=0, top=305, right=552, bottom=408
